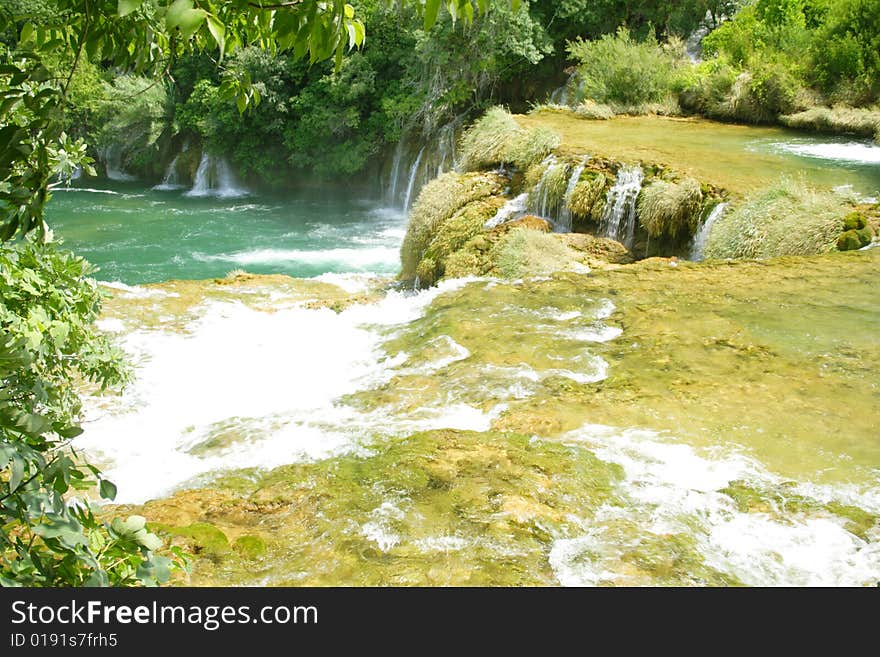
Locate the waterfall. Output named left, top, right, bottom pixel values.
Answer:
left=435, top=122, right=457, bottom=176
left=402, top=146, right=426, bottom=211
left=185, top=152, right=248, bottom=198
left=98, top=144, right=135, bottom=181
left=557, top=157, right=589, bottom=233
left=484, top=193, right=528, bottom=229
left=153, top=154, right=183, bottom=191
left=599, top=165, right=644, bottom=248
left=689, top=202, right=727, bottom=261
left=550, top=72, right=578, bottom=106
left=387, top=139, right=406, bottom=203
left=529, top=156, right=570, bottom=222
left=385, top=119, right=462, bottom=209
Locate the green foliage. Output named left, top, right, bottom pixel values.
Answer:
left=567, top=28, right=685, bottom=111
left=703, top=177, right=850, bottom=259
left=637, top=177, right=703, bottom=238
left=0, top=239, right=183, bottom=586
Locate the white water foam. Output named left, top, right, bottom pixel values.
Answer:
left=771, top=140, right=880, bottom=165
left=75, top=278, right=492, bottom=504
left=194, top=247, right=399, bottom=269
left=550, top=424, right=880, bottom=586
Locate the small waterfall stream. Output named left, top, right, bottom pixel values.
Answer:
left=529, top=156, right=569, bottom=221
left=98, top=144, right=135, bottom=181
left=484, top=193, right=528, bottom=229
left=690, top=202, right=727, bottom=261
left=186, top=152, right=248, bottom=198
left=557, top=157, right=589, bottom=233
left=402, top=146, right=426, bottom=212
left=599, top=165, right=644, bottom=248
left=385, top=119, right=462, bottom=210
left=153, top=154, right=183, bottom=191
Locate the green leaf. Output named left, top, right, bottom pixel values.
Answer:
left=424, top=0, right=441, bottom=30
left=117, top=0, right=145, bottom=17
left=99, top=479, right=117, bottom=501
left=206, top=15, right=226, bottom=58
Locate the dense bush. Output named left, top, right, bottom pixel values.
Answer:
left=566, top=28, right=685, bottom=112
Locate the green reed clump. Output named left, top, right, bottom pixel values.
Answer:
left=703, top=178, right=850, bottom=259
left=459, top=106, right=560, bottom=171
left=568, top=172, right=607, bottom=220
left=637, top=177, right=703, bottom=238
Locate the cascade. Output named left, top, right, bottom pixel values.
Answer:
left=98, top=144, right=135, bottom=181
left=387, top=139, right=406, bottom=203
left=153, top=154, right=183, bottom=190
left=599, top=165, right=644, bottom=248
left=402, top=146, right=426, bottom=211
left=186, top=152, right=248, bottom=198
left=484, top=193, right=528, bottom=229
left=529, top=157, right=570, bottom=222
left=549, top=72, right=578, bottom=106
left=557, top=156, right=590, bottom=233
left=385, top=119, right=462, bottom=209
left=689, top=202, right=727, bottom=261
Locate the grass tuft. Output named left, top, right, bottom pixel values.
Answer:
left=637, top=178, right=703, bottom=238
left=703, top=177, right=851, bottom=259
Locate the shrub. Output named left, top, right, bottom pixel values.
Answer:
left=400, top=172, right=505, bottom=283
left=566, top=28, right=684, bottom=111
left=703, top=178, right=851, bottom=259
left=637, top=178, right=703, bottom=238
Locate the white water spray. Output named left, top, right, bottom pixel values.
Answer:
left=690, top=202, right=727, bottom=261
left=186, top=152, right=248, bottom=198
left=599, top=165, right=643, bottom=248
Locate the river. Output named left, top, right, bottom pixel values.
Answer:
left=47, top=123, right=880, bottom=586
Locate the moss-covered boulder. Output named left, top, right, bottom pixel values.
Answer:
left=400, top=171, right=506, bottom=285
left=416, top=196, right=507, bottom=287
left=637, top=177, right=703, bottom=239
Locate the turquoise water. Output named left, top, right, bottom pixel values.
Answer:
left=46, top=182, right=405, bottom=284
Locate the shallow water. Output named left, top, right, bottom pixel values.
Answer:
left=518, top=113, right=880, bottom=198
left=82, top=251, right=880, bottom=587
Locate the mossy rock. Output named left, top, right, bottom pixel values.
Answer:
left=416, top=196, right=506, bottom=287
left=837, top=229, right=863, bottom=251
left=232, top=535, right=268, bottom=559
left=400, top=172, right=506, bottom=285
left=169, top=522, right=231, bottom=556
left=843, top=211, right=867, bottom=231
left=855, top=226, right=874, bottom=246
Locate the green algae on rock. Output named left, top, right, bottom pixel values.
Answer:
left=128, top=429, right=626, bottom=586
